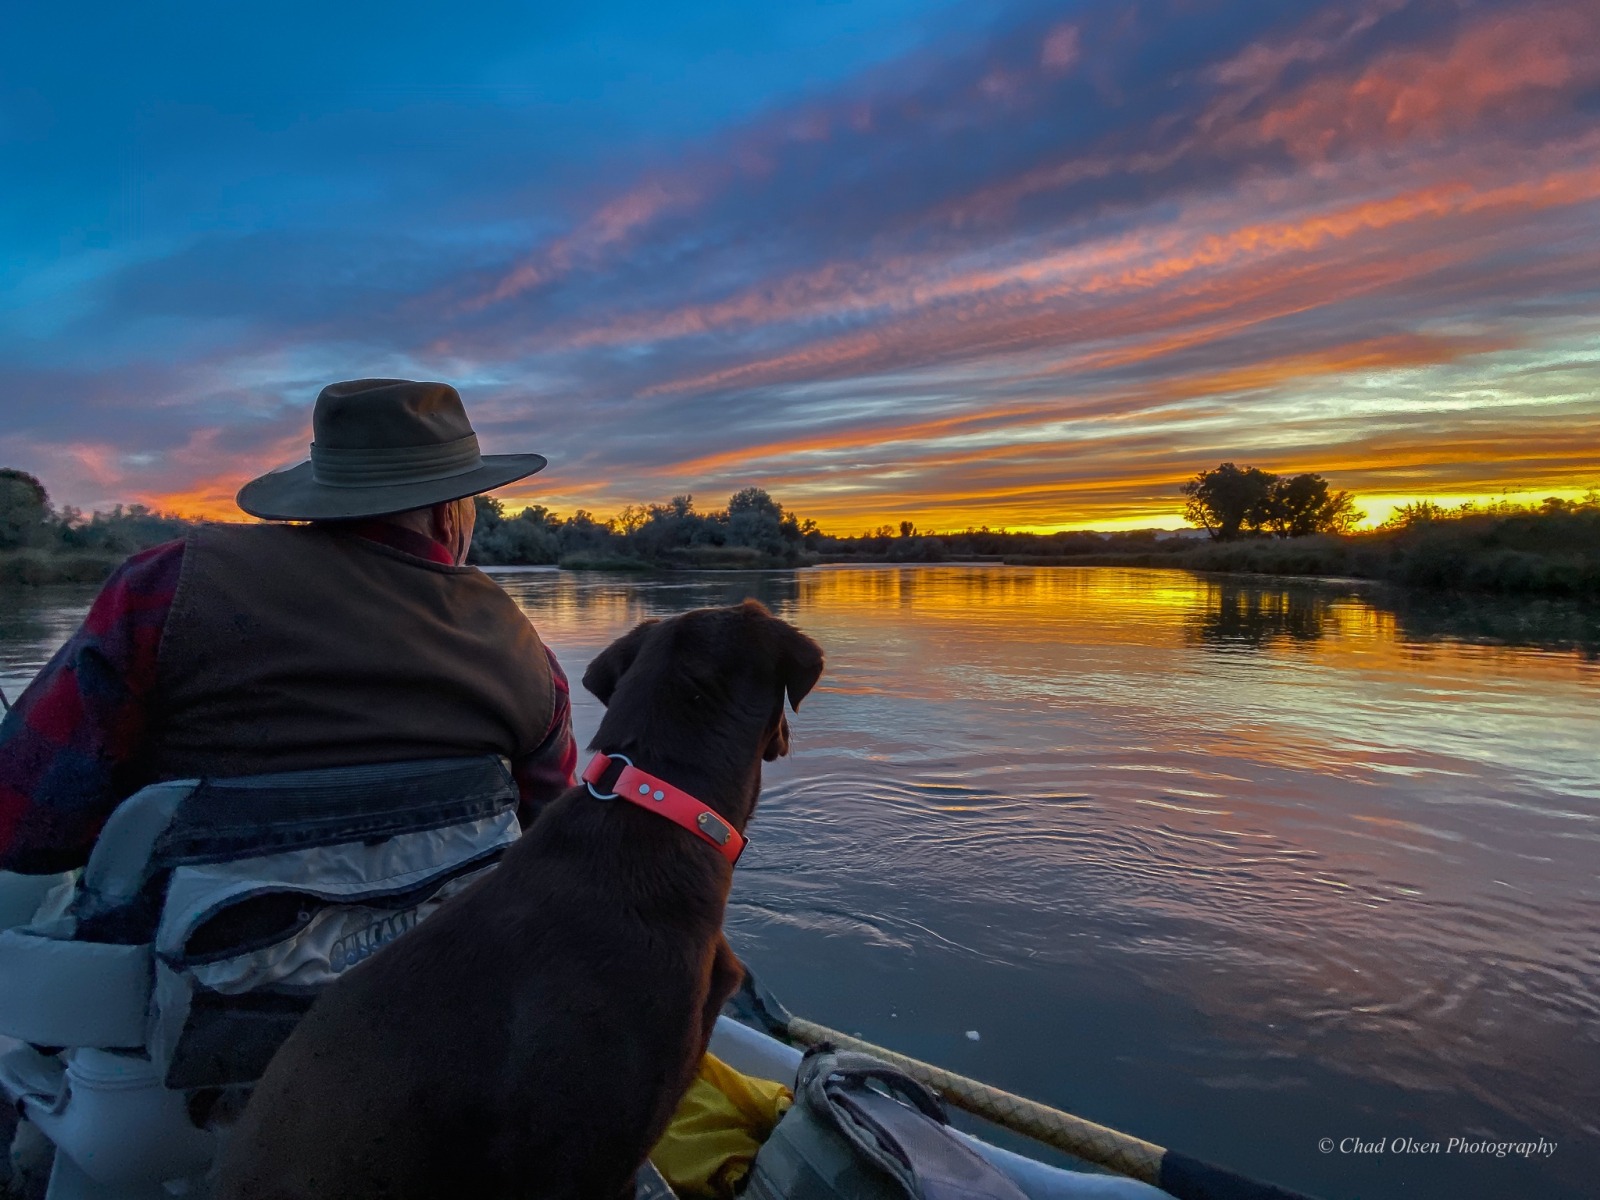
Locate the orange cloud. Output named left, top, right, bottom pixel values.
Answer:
left=138, top=427, right=310, bottom=520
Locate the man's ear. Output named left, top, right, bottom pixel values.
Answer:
left=582, top=619, right=659, bottom=706
left=779, top=627, right=825, bottom=712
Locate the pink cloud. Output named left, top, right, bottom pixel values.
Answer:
left=1250, top=2, right=1600, bottom=159
left=1041, top=24, right=1079, bottom=72
left=468, top=177, right=698, bottom=310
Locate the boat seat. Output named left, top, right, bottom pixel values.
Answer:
left=0, top=754, right=522, bottom=1192
left=0, top=870, right=71, bottom=931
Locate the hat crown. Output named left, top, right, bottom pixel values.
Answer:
left=312, top=379, right=476, bottom=450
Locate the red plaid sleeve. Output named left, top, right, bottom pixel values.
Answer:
left=0, top=540, right=183, bottom=874
left=511, top=645, right=578, bottom=826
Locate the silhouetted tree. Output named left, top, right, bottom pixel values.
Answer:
left=1380, top=500, right=1450, bottom=529
left=727, top=487, right=781, bottom=519
left=725, top=487, right=790, bottom=557
left=470, top=499, right=564, bottom=564
left=1180, top=463, right=1276, bottom=540
left=633, top=494, right=711, bottom=556
left=0, top=468, right=50, bottom=549
left=558, top=510, right=614, bottom=556
left=1184, top=464, right=1363, bottom=539
left=614, top=504, right=649, bottom=536
left=473, top=495, right=504, bottom=531
left=1267, top=473, right=1364, bottom=537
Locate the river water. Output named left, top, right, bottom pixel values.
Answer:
left=2, top=565, right=1596, bottom=1199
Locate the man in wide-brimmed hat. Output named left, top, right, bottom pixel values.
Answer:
left=0, top=380, right=576, bottom=874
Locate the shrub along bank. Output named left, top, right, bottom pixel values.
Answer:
left=1003, top=500, right=1600, bottom=597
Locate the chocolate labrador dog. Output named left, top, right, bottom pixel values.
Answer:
left=214, top=600, right=823, bottom=1200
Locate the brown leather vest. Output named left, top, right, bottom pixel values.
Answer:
left=148, top=524, right=554, bottom=780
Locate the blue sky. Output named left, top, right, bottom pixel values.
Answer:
left=3, top=0, right=1598, bottom=530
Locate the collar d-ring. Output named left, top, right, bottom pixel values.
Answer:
left=584, top=752, right=633, bottom=800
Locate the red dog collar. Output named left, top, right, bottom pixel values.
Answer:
left=581, top=752, right=747, bottom=866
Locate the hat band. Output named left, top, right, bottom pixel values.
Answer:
left=310, top=434, right=484, bottom=488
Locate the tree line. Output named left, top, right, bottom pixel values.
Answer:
left=0, top=463, right=1194, bottom=574
left=6, top=461, right=1594, bottom=598
left=471, top=487, right=812, bottom=567
left=0, top=468, right=191, bottom=554
left=1179, top=463, right=1363, bottom=540
left=473, top=489, right=1193, bottom=567
left=1, top=469, right=822, bottom=571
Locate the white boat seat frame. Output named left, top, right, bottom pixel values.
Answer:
left=0, top=755, right=522, bottom=1198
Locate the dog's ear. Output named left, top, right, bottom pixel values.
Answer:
left=778, top=626, right=824, bottom=712
left=582, top=619, right=659, bottom=706
left=763, top=714, right=790, bottom=761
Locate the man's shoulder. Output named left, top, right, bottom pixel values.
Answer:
left=189, top=521, right=293, bottom=545
left=102, top=536, right=187, bottom=596
left=124, top=536, right=189, bottom=566
left=173, top=521, right=302, bottom=564
left=188, top=520, right=400, bottom=566
left=76, top=537, right=187, bottom=643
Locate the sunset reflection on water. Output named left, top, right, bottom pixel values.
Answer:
left=2, top=564, right=1594, bottom=1198
left=500, top=564, right=1599, bottom=1198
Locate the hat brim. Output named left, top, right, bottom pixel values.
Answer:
left=236, top=454, right=548, bottom=521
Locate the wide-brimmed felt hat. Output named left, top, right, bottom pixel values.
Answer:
left=237, top=379, right=547, bottom=521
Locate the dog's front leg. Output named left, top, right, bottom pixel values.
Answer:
left=698, top=935, right=744, bottom=1053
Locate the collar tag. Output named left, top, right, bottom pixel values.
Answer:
left=695, top=810, right=732, bottom=845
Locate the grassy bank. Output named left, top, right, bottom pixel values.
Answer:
left=5, top=543, right=814, bottom=583
left=557, top=546, right=813, bottom=571
left=8, top=502, right=1595, bottom=599
left=554, top=553, right=655, bottom=572
left=1003, top=507, right=1600, bottom=598
left=0, top=549, right=129, bottom=586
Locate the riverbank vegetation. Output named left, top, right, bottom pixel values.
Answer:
left=1005, top=494, right=1600, bottom=597
left=985, top=464, right=1600, bottom=597
left=474, top=473, right=1598, bottom=598
left=1, top=469, right=194, bottom=584
left=470, top=488, right=812, bottom=570
left=4, top=465, right=1596, bottom=597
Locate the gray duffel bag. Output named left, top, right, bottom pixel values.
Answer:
left=743, top=1043, right=1030, bottom=1200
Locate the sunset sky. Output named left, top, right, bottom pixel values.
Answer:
left=3, top=0, right=1598, bottom=533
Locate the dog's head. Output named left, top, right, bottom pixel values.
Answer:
left=583, top=599, right=823, bottom=762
